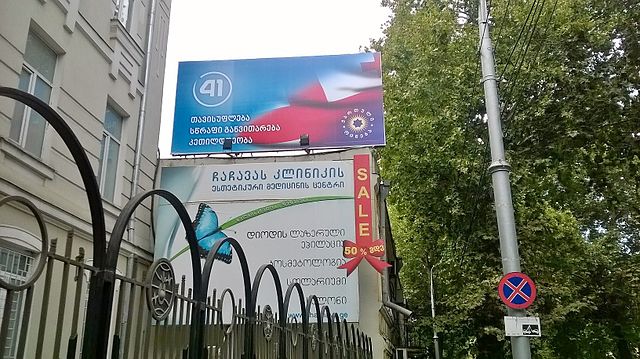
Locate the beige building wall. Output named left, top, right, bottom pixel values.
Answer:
left=0, top=0, right=171, bottom=357
left=0, top=0, right=171, bottom=261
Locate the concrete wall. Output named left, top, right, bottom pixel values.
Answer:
left=0, top=0, right=172, bottom=258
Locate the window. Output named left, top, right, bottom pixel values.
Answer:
left=0, top=247, right=34, bottom=359
left=115, top=0, right=132, bottom=27
left=97, top=105, right=123, bottom=202
left=10, top=32, right=57, bottom=157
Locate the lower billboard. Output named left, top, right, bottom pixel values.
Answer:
left=154, top=156, right=366, bottom=321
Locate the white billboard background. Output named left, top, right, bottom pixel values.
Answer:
left=155, top=159, right=360, bottom=321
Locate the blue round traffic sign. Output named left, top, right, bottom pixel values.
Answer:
left=498, top=272, right=537, bottom=309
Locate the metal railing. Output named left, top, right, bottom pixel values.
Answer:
left=0, top=87, right=373, bottom=358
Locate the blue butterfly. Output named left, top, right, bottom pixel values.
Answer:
left=192, top=203, right=232, bottom=263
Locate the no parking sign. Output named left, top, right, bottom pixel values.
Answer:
left=498, top=272, right=537, bottom=309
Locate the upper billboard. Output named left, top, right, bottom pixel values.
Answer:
left=171, top=53, right=385, bottom=155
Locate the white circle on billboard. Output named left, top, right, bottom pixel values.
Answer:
left=192, top=71, right=233, bottom=107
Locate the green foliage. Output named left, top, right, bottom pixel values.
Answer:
left=376, top=0, right=639, bottom=357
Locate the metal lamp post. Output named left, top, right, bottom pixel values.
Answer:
left=430, top=264, right=441, bottom=359
left=477, top=0, right=532, bottom=357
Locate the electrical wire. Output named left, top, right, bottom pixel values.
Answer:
left=500, top=0, right=559, bottom=126
left=498, top=0, right=540, bottom=81
left=457, top=0, right=529, bottom=262
left=458, top=0, right=559, bottom=266
left=454, top=56, right=488, bottom=258
left=501, top=0, right=547, bottom=106
left=493, top=0, right=513, bottom=54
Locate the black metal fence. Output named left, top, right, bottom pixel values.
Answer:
left=0, top=87, right=373, bottom=358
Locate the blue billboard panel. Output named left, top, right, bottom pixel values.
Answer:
left=171, top=53, right=385, bottom=155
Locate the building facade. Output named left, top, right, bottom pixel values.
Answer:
left=0, top=0, right=171, bottom=357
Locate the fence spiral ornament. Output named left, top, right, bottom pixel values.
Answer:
left=290, top=317, right=299, bottom=347
left=146, top=258, right=177, bottom=321
left=324, top=331, right=331, bottom=355
left=311, top=325, right=319, bottom=351
left=262, top=305, right=274, bottom=341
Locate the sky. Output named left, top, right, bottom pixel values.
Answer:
left=158, top=0, right=392, bottom=158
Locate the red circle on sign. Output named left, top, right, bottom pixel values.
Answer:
left=498, top=272, right=537, bottom=309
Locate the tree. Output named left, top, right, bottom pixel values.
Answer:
left=376, top=0, right=639, bottom=357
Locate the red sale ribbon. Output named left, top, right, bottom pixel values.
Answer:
left=338, top=154, right=391, bottom=276
left=338, top=239, right=391, bottom=276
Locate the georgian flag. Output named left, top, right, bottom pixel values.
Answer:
left=239, top=53, right=383, bottom=146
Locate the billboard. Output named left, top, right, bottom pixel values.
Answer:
left=171, top=53, right=385, bottom=155
left=154, top=156, right=371, bottom=321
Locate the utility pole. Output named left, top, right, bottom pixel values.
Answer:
left=430, top=265, right=441, bottom=359
left=477, top=0, right=532, bottom=357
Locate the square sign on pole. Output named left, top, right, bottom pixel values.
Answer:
left=504, top=316, right=542, bottom=337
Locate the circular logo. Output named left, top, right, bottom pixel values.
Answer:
left=192, top=71, right=232, bottom=107
left=341, top=108, right=375, bottom=139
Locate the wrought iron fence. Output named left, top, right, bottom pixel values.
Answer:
left=0, top=87, right=373, bottom=358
